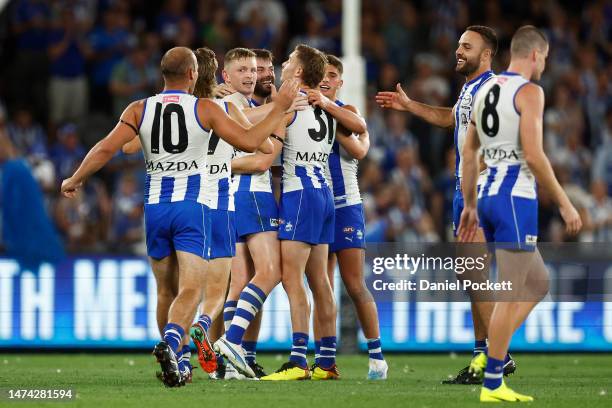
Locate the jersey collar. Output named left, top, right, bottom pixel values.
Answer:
left=465, top=70, right=494, bottom=86
left=160, top=89, right=189, bottom=94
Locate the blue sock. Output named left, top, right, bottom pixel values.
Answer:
left=314, top=340, right=321, bottom=365
left=163, top=323, right=184, bottom=354
left=181, top=345, right=192, bottom=371
left=177, top=348, right=185, bottom=372
left=483, top=356, right=504, bottom=390
left=289, top=332, right=308, bottom=369
left=197, top=314, right=212, bottom=333
left=225, top=283, right=266, bottom=345
left=319, top=336, right=336, bottom=369
left=474, top=340, right=487, bottom=356
left=223, top=301, right=238, bottom=332
left=367, top=338, right=384, bottom=360
left=243, top=341, right=257, bottom=365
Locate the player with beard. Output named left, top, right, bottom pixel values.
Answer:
left=459, top=26, right=581, bottom=401
left=376, top=26, right=517, bottom=384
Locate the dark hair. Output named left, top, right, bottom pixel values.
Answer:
left=325, top=54, right=343, bottom=75
left=511, top=25, right=548, bottom=57
left=252, top=48, right=274, bottom=62
left=224, top=47, right=256, bottom=68
left=193, top=47, right=218, bottom=98
left=466, top=25, right=498, bottom=57
left=295, top=44, right=327, bottom=88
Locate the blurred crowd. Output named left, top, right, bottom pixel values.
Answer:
left=0, top=0, right=610, bottom=255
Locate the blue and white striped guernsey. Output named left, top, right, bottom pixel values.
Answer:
left=230, top=97, right=274, bottom=194
left=474, top=72, right=536, bottom=199
left=282, top=92, right=336, bottom=193
left=454, top=70, right=495, bottom=187
left=138, top=91, right=210, bottom=204
left=326, top=99, right=362, bottom=209
left=203, top=98, right=234, bottom=210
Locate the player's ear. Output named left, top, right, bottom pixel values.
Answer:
left=339, top=78, right=344, bottom=89
left=295, top=66, right=303, bottom=79
left=221, top=69, right=230, bottom=83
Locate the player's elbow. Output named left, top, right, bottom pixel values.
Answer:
left=353, top=147, right=368, bottom=160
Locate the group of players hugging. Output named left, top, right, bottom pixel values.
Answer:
left=61, top=22, right=581, bottom=402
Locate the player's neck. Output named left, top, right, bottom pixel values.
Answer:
left=465, top=66, right=491, bottom=83
left=162, top=82, right=191, bottom=94
left=505, top=61, right=532, bottom=80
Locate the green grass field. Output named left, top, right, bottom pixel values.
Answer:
left=0, top=353, right=610, bottom=407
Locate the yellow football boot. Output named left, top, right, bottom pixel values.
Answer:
left=480, top=381, right=534, bottom=402
left=260, top=362, right=310, bottom=381
left=311, top=364, right=340, bottom=380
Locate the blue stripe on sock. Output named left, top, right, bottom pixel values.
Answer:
left=319, top=336, right=336, bottom=369
left=289, top=332, right=308, bottom=369
left=163, top=323, right=184, bottom=353
left=243, top=341, right=257, bottom=364
left=247, top=283, right=266, bottom=302
left=483, top=356, right=504, bottom=390
left=367, top=338, right=384, bottom=361
left=198, top=314, right=212, bottom=332
left=240, top=291, right=263, bottom=310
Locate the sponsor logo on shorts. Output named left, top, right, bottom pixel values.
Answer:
left=356, top=229, right=363, bottom=240
left=343, top=226, right=354, bottom=234
left=525, top=234, right=538, bottom=244
left=270, top=218, right=279, bottom=227
left=285, top=221, right=293, bottom=232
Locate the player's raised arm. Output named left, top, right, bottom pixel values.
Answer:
left=376, top=83, right=454, bottom=129
left=517, top=83, right=582, bottom=235
left=308, top=90, right=367, bottom=134
left=458, top=121, right=481, bottom=242
left=232, top=111, right=287, bottom=173
left=242, top=93, right=308, bottom=124
left=61, top=100, right=143, bottom=197
left=225, top=101, right=274, bottom=154
left=200, top=79, right=298, bottom=152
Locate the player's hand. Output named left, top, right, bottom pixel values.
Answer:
left=307, top=89, right=331, bottom=110
left=213, top=83, right=236, bottom=98
left=375, top=83, right=412, bottom=111
left=457, top=206, right=479, bottom=243
left=559, top=203, right=582, bottom=236
left=286, top=94, right=308, bottom=113
left=61, top=177, right=83, bottom=198
left=276, top=79, right=300, bottom=112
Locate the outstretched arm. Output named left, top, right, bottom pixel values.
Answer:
left=376, top=83, right=454, bottom=128
left=225, top=102, right=274, bottom=154
left=199, top=79, right=298, bottom=153
left=61, top=100, right=144, bottom=197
